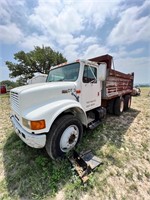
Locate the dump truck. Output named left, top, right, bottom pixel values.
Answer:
left=10, top=54, right=134, bottom=159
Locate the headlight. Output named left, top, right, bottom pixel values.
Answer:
left=22, top=118, right=30, bottom=129
left=22, top=118, right=46, bottom=130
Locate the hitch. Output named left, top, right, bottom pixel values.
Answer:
left=68, top=150, right=103, bottom=182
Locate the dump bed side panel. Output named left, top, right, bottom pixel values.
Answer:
left=102, top=69, right=134, bottom=99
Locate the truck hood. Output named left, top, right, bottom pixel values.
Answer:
left=11, top=82, right=76, bottom=114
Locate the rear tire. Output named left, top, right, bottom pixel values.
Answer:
left=46, top=115, right=83, bottom=159
left=107, top=99, right=114, bottom=114
left=124, top=95, right=131, bottom=111
left=114, top=97, right=124, bottom=116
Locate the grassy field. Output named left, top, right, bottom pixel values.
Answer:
left=0, top=88, right=150, bottom=200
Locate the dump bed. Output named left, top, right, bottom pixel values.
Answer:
left=89, top=54, right=134, bottom=100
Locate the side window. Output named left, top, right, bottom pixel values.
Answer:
left=83, top=65, right=97, bottom=83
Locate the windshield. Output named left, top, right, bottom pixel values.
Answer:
left=47, top=62, right=80, bottom=82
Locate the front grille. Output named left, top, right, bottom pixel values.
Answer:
left=10, top=91, right=20, bottom=114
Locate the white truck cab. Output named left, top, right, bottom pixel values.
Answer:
left=10, top=59, right=107, bottom=159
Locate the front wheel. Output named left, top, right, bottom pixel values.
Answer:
left=46, top=115, right=83, bottom=159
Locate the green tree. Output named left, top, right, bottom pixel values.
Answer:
left=6, top=46, right=67, bottom=84
left=0, top=80, right=19, bottom=89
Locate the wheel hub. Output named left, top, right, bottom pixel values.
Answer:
left=69, top=134, right=76, bottom=144
left=60, top=125, right=79, bottom=152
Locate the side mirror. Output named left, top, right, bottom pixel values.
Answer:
left=98, top=63, right=107, bottom=81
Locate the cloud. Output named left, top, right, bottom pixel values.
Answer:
left=0, top=1, right=10, bottom=22
left=0, top=23, right=23, bottom=44
left=63, top=44, right=79, bottom=61
left=33, top=0, right=122, bottom=28
left=83, top=37, right=98, bottom=44
left=28, top=0, right=124, bottom=48
left=81, top=44, right=110, bottom=59
left=56, top=34, right=85, bottom=46
left=29, top=0, right=84, bottom=35
left=111, top=47, right=144, bottom=59
left=19, top=34, right=53, bottom=50
left=0, top=0, right=125, bottom=54
left=0, top=0, right=26, bottom=23
left=73, top=0, right=124, bottom=28
left=108, top=0, right=150, bottom=46
left=23, top=0, right=124, bottom=59
left=114, top=56, right=150, bottom=84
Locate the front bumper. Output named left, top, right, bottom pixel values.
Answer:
left=10, top=115, right=46, bottom=148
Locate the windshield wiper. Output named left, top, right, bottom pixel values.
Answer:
left=58, top=78, right=65, bottom=81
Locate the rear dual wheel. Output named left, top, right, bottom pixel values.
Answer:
left=114, top=97, right=124, bottom=116
left=124, top=95, right=131, bottom=111
left=113, top=95, right=131, bottom=115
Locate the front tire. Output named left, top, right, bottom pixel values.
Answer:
left=46, top=115, right=83, bottom=159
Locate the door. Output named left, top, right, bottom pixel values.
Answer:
left=81, top=65, right=101, bottom=111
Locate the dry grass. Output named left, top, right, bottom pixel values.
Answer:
left=0, top=88, right=150, bottom=200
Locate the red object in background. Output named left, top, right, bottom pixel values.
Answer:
left=0, top=85, right=7, bottom=94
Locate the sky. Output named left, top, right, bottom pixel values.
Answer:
left=0, top=0, right=150, bottom=84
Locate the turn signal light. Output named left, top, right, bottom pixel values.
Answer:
left=30, top=120, right=46, bottom=130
